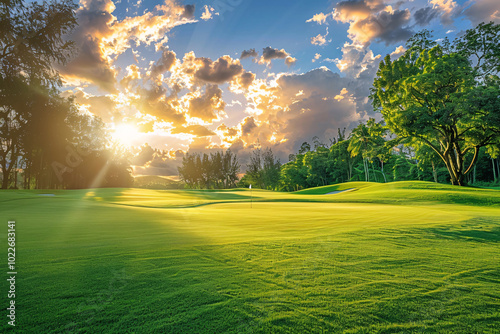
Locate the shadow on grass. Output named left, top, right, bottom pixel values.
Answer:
left=422, top=219, right=500, bottom=243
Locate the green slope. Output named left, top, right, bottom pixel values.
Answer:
left=0, top=182, right=499, bottom=333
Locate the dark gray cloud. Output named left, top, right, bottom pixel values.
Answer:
left=414, top=6, right=440, bottom=26
left=261, top=46, right=289, bottom=61
left=149, top=49, right=177, bottom=79
left=241, top=116, right=257, bottom=135
left=230, top=68, right=363, bottom=163
left=235, top=71, right=255, bottom=90
left=182, top=4, right=195, bottom=19
left=194, top=55, right=244, bottom=84
left=258, top=46, right=296, bottom=66
left=188, top=84, right=225, bottom=122
left=353, top=9, right=413, bottom=45
left=282, top=94, right=358, bottom=153
left=58, top=0, right=117, bottom=92
left=463, top=0, right=500, bottom=25
left=240, top=48, right=258, bottom=59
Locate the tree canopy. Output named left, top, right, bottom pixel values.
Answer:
left=371, top=22, right=500, bottom=186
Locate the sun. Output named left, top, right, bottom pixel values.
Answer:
left=111, top=124, right=141, bottom=147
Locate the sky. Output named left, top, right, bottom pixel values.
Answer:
left=57, top=0, right=500, bottom=175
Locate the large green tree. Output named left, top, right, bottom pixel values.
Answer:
left=0, top=0, right=77, bottom=188
left=371, top=23, right=500, bottom=186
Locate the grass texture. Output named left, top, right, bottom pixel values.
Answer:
left=0, top=181, right=499, bottom=333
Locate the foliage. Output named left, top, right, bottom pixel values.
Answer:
left=241, top=148, right=281, bottom=190
left=371, top=22, right=500, bottom=186
left=178, top=150, right=240, bottom=189
left=0, top=0, right=132, bottom=189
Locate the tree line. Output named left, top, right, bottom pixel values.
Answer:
left=178, top=150, right=240, bottom=189
left=0, top=0, right=133, bottom=189
left=277, top=120, right=499, bottom=192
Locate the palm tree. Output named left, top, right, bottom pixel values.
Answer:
left=348, top=122, right=372, bottom=181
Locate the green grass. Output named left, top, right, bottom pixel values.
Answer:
left=133, top=175, right=182, bottom=189
left=1, top=181, right=499, bottom=333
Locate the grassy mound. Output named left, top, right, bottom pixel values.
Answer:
left=295, top=181, right=500, bottom=206
left=133, top=175, right=183, bottom=189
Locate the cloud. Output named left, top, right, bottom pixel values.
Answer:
left=61, top=89, right=119, bottom=122
left=334, top=88, right=349, bottom=101
left=130, top=84, right=186, bottom=125
left=193, top=55, right=244, bottom=84
left=333, top=0, right=413, bottom=45
left=312, top=53, right=322, bottom=63
left=148, top=49, right=177, bottom=82
left=240, top=116, right=258, bottom=135
left=334, top=42, right=380, bottom=77
left=218, top=68, right=364, bottom=162
left=120, top=64, right=142, bottom=89
left=349, top=8, right=413, bottom=45
left=171, top=125, right=215, bottom=136
left=132, top=144, right=185, bottom=176
left=181, top=4, right=196, bottom=19
left=390, top=45, right=406, bottom=59
left=201, top=5, right=218, bottom=20
left=240, top=48, right=258, bottom=59
left=59, top=0, right=196, bottom=92
left=414, top=6, right=440, bottom=26
left=216, top=123, right=239, bottom=140
left=285, top=56, right=297, bottom=67
left=230, top=71, right=256, bottom=92
left=311, top=27, right=331, bottom=46
left=430, top=0, right=458, bottom=25
left=186, top=84, right=226, bottom=123
left=58, top=0, right=118, bottom=92
left=306, top=12, right=330, bottom=25
left=463, top=0, right=500, bottom=25
left=258, top=47, right=297, bottom=67
left=333, top=0, right=385, bottom=23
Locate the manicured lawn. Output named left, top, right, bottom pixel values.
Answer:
left=1, top=182, right=499, bottom=333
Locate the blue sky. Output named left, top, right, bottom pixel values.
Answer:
left=56, top=0, right=499, bottom=173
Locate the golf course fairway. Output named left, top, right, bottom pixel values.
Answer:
left=1, top=181, right=499, bottom=333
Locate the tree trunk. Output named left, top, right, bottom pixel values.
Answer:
left=1, top=166, right=9, bottom=189
left=495, top=158, right=500, bottom=184
left=13, top=155, right=18, bottom=189
left=380, top=160, right=387, bottom=183
left=371, top=161, right=378, bottom=182
left=443, top=150, right=467, bottom=186
left=363, top=158, right=369, bottom=182
left=493, top=158, right=498, bottom=183
left=431, top=161, right=438, bottom=183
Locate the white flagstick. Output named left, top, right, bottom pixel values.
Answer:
left=249, top=184, right=252, bottom=208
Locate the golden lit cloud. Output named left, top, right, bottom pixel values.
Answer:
left=430, top=0, right=457, bottom=25
left=306, top=12, right=330, bottom=25
left=311, top=27, right=330, bottom=46
left=60, top=0, right=196, bottom=92
left=201, top=5, right=218, bottom=20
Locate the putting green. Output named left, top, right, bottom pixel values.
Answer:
left=1, top=181, right=499, bottom=333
